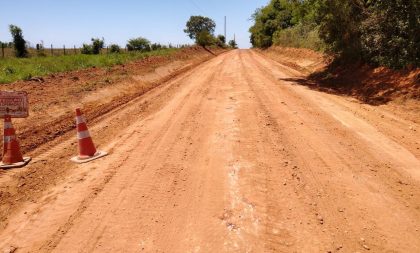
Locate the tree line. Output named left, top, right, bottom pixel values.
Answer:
left=1, top=25, right=188, bottom=58
left=249, top=0, right=419, bottom=69
left=3, top=15, right=237, bottom=59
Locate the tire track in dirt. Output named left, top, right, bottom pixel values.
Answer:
left=49, top=55, right=230, bottom=252
left=240, top=50, right=420, bottom=252
left=1, top=49, right=419, bottom=253
left=0, top=50, right=228, bottom=233
left=0, top=54, right=228, bottom=252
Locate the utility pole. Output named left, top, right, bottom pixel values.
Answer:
left=224, top=16, right=227, bottom=40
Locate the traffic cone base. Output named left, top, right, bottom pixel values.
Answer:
left=71, top=108, right=107, bottom=164
left=70, top=150, right=107, bottom=164
left=0, top=157, right=31, bottom=169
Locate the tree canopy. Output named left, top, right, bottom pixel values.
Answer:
left=184, top=16, right=216, bottom=40
left=196, top=30, right=214, bottom=48
left=249, top=0, right=420, bottom=68
left=127, top=37, right=151, bottom=52
left=9, top=25, right=27, bottom=58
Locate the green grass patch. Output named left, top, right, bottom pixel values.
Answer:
left=0, top=48, right=178, bottom=84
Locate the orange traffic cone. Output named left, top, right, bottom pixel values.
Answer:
left=70, top=108, right=107, bottom=163
left=0, top=115, right=31, bottom=169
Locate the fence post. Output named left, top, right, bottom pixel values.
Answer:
left=51, top=44, right=53, bottom=56
left=74, top=45, right=76, bottom=54
left=63, top=45, right=66, bottom=55
left=1, top=44, right=4, bottom=58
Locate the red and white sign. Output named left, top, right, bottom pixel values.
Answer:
left=0, top=91, right=29, bottom=118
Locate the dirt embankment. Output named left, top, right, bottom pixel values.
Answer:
left=0, top=46, right=226, bottom=229
left=259, top=46, right=420, bottom=105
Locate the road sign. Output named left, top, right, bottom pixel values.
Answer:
left=0, top=91, right=29, bottom=118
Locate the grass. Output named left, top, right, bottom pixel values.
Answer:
left=0, top=48, right=178, bottom=84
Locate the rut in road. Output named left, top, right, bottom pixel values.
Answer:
left=0, top=50, right=419, bottom=253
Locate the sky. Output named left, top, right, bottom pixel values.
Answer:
left=0, top=0, right=268, bottom=49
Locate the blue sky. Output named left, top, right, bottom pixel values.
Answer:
left=0, top=0, right=268, bottom=49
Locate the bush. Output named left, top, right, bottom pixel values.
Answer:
left=273, top=23, right=325, bottom=51
left=228, top=40, right=238, bottom=49
left=151, top=43, right=162, bottom=51
left=109, top=44, right=121, bottom=53
left=216, top=35, right=226, bottom=47
left=36, top=43, right=46, bottom=57
left=81, top=38, right=104, bottom=55
left=196, top=31, right=214, bottom=48
left=127, top=37, right=151, bottom=52
left=81, top=44, right=93, bottom=54
left=9, top=25, right=28, bottom=58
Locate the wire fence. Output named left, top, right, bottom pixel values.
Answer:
left=1, top=43, right=187, bottom=58
left=0, top=45, right=117, bottom=58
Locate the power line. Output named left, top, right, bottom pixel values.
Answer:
left=188, top=0, right=207, bottom=15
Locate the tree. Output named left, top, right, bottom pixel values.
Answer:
left=359, top=0, right=419, bottom=68
left=91, top=38, right=104, bottom=54
left=215, top=35, right=226, bottom=47
left=9, top=25, right=28, bottom=57
left=217, top=35, right=226, bottom=44
left=184, top=16, right=216, bottom=41
left=249, top=0, right=294, bottom=48
left=127, top=37, right=151, bottom=52
left=228, top=40, right=238, bottom=49
left=196, top=31, right=215, bottom=48
left=315, top=0, right=365, bottom=61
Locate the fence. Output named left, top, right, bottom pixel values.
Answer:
left=1, top=43, right=187, bottom=58
left=0, top=45, right=125, bottom=58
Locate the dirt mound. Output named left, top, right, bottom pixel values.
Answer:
left=259, top=46, right=419, bottom=105
left=258, top=46, right=329, bottom=74
left=309, top=64, right=420, bottom=105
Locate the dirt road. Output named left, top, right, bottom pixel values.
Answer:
left=1, top=50, right=419, bottom=252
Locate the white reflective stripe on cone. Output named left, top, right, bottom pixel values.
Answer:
left=4, top=122, right=13, bottom=129
left=77, top=130, right=91, bottom=140
left=76, top=116, right=86, bottom=125
left=4, top=136, right=15, bottom=143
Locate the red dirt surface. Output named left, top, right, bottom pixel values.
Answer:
left=261, top=46, right=420, bottom=105
left=0, top=48, right=419, bottom=253
left=0, top=47, right=224, bottom=157
left=0, top=46, right=226, bottom=230
left=309, top=65, right=420, bottom=104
